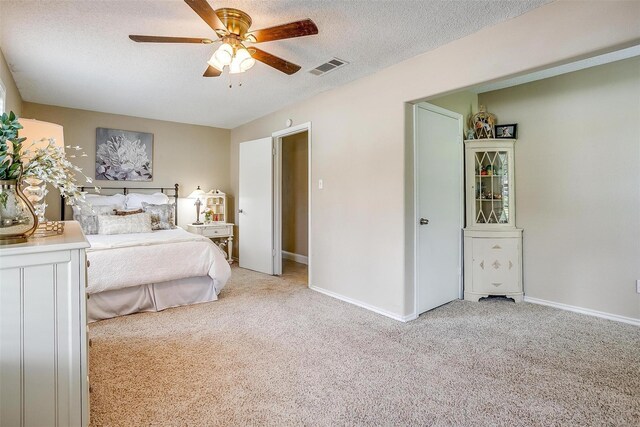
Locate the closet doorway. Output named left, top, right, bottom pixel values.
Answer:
left=273, top=123, right=311, bottom=284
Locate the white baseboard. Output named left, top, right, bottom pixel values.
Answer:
left=524, top=296, right=639, bottom=327
left=282, top=251, right=308, bottom=265
left=309, top=285, right=415, bottom=322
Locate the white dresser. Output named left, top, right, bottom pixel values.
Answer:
left=464, top=139, right=524, bottom=302
left=0, top=221, right=90, bottom=426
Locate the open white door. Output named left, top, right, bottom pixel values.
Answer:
left=239, top=137, right=274, bottom=275
left=415, top=103, right=463, bottom=314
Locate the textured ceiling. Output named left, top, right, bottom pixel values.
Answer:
left=0, top=0, right=549, bottom=129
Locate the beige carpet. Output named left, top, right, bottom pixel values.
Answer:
left=89, top=262, right=640, bottom=426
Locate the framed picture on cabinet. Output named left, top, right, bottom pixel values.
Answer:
left=495, top=124, right=517, bottom=139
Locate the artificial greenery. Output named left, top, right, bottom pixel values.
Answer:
left=0, top=111, right=26, bottom=181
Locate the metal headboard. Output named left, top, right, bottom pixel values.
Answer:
left=61, top=183, right=180, bottom=225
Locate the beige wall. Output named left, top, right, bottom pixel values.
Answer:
left=428, top=91, right=478, bottom=136
left=230, top=1, right=640, bottom=320
left=282, top=131, right=309, bottom=257
left=21, top=102, right=230, bottom=227
left=0, top=48, right=21, bottom=116
left=478, top=57, right=640, bottom=319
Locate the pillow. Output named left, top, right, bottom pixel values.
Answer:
left=114, top=208, right=144, bottom=216
left=125, top=192, right=170, bottom=209
left=84, top=193, right=126, bottom=206
left=98, top=213, right=152, bottom=235
left=73, top=193, right=126, bottom=216
left=141, top=202, right=176, bottom=230
left=74, top=205, right=120, bottom=235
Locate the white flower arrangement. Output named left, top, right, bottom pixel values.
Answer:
left=21, top=138, right=99, bottom=207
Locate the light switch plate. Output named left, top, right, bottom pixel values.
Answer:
left=318, top=179, right=324, bottom=189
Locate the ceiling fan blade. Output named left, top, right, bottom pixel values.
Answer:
left=250, top=48, right=301, bottom=75
left=184, top=0, right=227, bottom=36
left=245, top=19, right=318, bottom=43
left=203, top=65, right=222, bottom=77
left=129, top=35, right=214, bottom=44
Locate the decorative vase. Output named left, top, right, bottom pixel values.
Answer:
left=0, top=180, right=38, bottom=245
left=22, top=176, right=65, bottom=237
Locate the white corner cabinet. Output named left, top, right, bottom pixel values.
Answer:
left=464, top=139, right=523, bottom=302
left=0, top=221, right=90, bottom=426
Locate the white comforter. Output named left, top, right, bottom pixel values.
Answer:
left=86, top=228, right=231, bottom=294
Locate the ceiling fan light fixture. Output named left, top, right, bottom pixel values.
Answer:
left=240, top=57, right=256, bottom=72
left=214, top=43, right=234, bottom=66
left=235, top=47, right=256, bottom=72
left=229, top=55, right=245, bottom=74
left=207, top=53, right=224, bottom=72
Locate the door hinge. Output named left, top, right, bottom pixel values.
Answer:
left=272, top=249, right=276, bottom=256
left=272, top=148, right=276, bottom=156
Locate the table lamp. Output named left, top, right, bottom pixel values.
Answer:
left=19, top=118, right=65, bottom=237
left=188, top=185, right=206, bottom=225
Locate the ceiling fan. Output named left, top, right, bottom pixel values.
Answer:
left=129, top=0, right=318, bottom=77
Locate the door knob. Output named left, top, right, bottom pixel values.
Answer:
left=238, top=209, right=244, bottom=214
left=420, top=218, right=429, bottom=225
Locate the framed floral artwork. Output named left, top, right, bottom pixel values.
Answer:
left=95, top=128, right=153, bottom=181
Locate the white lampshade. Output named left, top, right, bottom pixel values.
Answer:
left=188, top=186, right=206, bottom=199
left=207, top=53, right=225, bottom=72
left=229, top=55, right=243, bottom=74
left=236, top=47, right=255, bottom=72
left=19, top=118, right=65, bottom=161
left=214, top=43, right=233, bottom=66
left=229, top=47, right=255, bottom=74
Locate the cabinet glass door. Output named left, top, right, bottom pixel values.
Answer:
left=473, top=150, right=510, bottom=225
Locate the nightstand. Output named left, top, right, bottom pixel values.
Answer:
left=187, top=223, right=234, bottom=263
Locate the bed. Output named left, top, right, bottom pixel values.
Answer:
left=62, top=185, right=231, bottom=322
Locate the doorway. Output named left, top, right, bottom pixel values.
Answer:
left=414, top=103, right=464, bottom=315
left=279, top=131, right=309, bottom=283
left=273, top=123, right=311, bottom=284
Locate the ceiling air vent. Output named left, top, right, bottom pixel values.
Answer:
left=309, top=58, right=349, bottom=76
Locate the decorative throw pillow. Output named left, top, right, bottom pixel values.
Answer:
left=74, top=205, right=120, bottom=235
left=125, top=192, right=170, bottom=209
left=73, top=193, right=126, bottom=216
left=73, top=199, right=126, bottom=217
left=98, top=213, right=152, bottom=235
left=114, top=208, right=144, bottom=216
left=85, top=193, right=127, bottom=206
left=141, top=202, right=176, bottom=230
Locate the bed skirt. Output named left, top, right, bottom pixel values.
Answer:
left=87, top=276, right=217, bottom=322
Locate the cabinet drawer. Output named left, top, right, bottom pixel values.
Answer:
left=201, top=226, right=231, bottom=238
